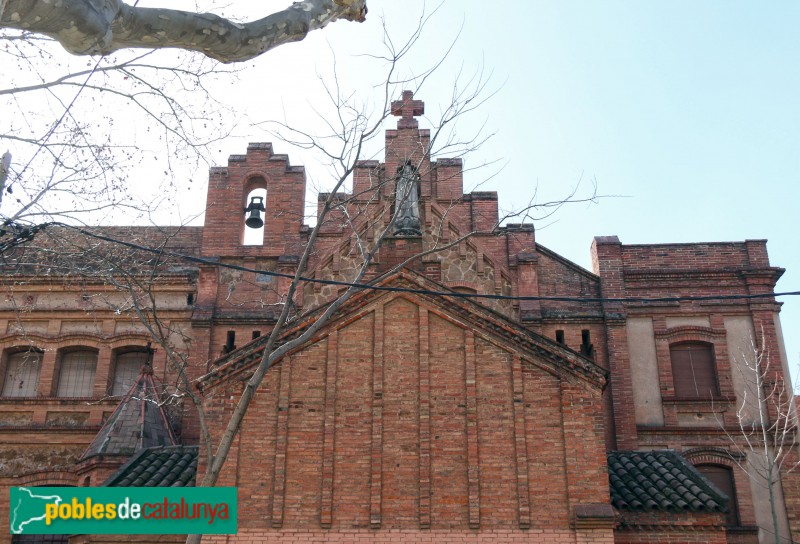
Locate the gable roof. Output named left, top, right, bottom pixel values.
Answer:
left=608, top=451, right=728, bottom=513
left=535, top=243, right=600, bottom=282
left=81, top=363, right=178, bottom=460
left=103, top=445, right=198, bottom=487
left=198, top=269, right=607, bottom=392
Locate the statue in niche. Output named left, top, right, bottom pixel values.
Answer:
left=394, top=161, right=421, bottom=236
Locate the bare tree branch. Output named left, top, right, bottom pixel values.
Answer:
left=715, top=331, right=800, bottom=544
left=0, top=0, right=367, bottom=63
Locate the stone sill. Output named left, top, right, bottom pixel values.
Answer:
left=662, top=396, right=735, bottom=405
left=0, top=424, right=103, bottom=431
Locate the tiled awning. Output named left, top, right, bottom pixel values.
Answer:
left=104, top=445, right=198, bottom=487
left=608, top=450, right=728, bottom=513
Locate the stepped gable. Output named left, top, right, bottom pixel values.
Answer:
left=81, top=362, right=178, bottom=460
left=308, top=199, right=514, bottom=287
left=202, top=141, right=308, bottom=258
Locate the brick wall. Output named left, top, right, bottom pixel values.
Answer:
left=206, top=529, right=605, bottom=543
left=202, top=292, right=611, bottom=538
left=614, top=510, right=730, bottom=544
left=201, top=143, right=307, bottom=258
left=593, top=235, right=796, bottom=543
left=2, top=93, right=796, bottom=544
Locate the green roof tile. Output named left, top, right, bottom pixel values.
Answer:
left=608, top=451, right=728, bottom=513
left=103, top=445, right=198, bottom=487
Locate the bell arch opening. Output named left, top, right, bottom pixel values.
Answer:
left=243, top=187, right=267, bottom=246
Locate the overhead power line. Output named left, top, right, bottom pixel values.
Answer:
left=12, top=223, right=800, bottom=305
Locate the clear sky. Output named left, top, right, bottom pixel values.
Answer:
left=175, top=0, right=798, bottom=380
left=30, top=1, right=800, bottom=380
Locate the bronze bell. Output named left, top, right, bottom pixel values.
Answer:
left=244, top=196, right=265, bottom=229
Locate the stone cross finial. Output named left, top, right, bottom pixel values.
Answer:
left=391, top=90, right=424, bottom=128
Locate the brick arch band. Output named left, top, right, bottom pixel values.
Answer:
left=12, top=470, right=77, bottom=487
left=243, top=172, right=269, bottom=194
left=682, top=447, right=746, bottom=466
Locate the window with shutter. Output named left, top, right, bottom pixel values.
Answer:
left=670, top=343, right=719, bottom=398
left=111, top=351, right=147, bottom=396
left=2, top=350, right=42, bottom=397
left=696, top=464, right=740, bottom=526
left=56, top=350, right=97, bottom=397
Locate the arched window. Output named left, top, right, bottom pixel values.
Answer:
left=111, top=350, right=147, bottom=396
left=2, top=349, right=42, bottom=397
left=695, top=464, right=739, bottom=526
left=670, top=342, right=719, bottom=398
left=56, top=349, right=97, bottom=397
left=243, top=187, right=266, bottom=246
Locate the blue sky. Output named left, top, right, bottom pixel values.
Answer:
left=148, top=1, right=800, bottom=380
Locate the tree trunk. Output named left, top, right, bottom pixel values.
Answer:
left=0, top=0, right=366, bottom=63
left=768, top=466, right=781, bottom=544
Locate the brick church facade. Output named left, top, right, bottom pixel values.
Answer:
left=0, top=92, right=797, bottom=543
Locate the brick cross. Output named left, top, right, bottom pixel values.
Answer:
left=391, top=90, right=424, bottom=128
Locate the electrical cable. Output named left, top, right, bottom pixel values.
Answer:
left=48, top=223, right=797, bottom=305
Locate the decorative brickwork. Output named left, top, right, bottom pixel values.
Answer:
left=202, top=283, right=610, bottom=537
left=0, top=92, right=796, bottom=544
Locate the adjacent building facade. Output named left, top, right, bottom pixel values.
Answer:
left=0, top=92, right=797, bottom=543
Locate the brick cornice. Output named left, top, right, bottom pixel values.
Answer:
left=2, top=274, right=196, bottom=289
left=0, top=424, right=102, bottom=433
left=661, top=395, right=735, bottom=405
left=1, top=470, right=77, bottom=486
left=0, top=331, right=151, bottom=347
left=615, top=521, right=727, bottom=532
left=199, top=270, right=608, bottom=392
left=740, top=267, right=785, bottom=283
left=636, top=426, right=741, bottom=436
left=624, top=270, right=744, bottom=281
left=0, top=397, right=118, bottom=406
left=573, top=503, right=616, bottom=530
